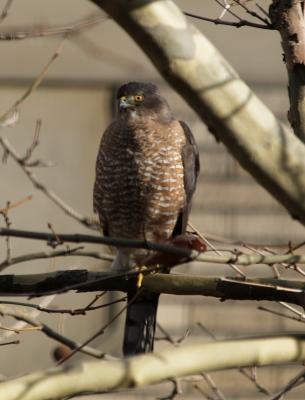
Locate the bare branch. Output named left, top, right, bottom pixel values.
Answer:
left=0, top=13, right=107, bottom=40
left=1, top=270, right=305, bottom=309
left=183, top=11, right=272, bottom=30
left=258, top=305, right=305, bottom=324
left=270, top=368, right=305, bottom=400
left=197, top=322, right=270, bottom=395
left=0, top=248, right=114, bottom=271
left=0, top=339, right=19, bottom=346
left=4, top=227, right=305, bottom=268
left=3, top=334, right=305, bottom=400
left=0, top=305, right=104, bottom=358
left=0, top=37, right=67, bottom=127
left=57, top=289, right=142, bottom=365
left=0, top=138, right=97, bottom=229
left=0, top=0, right=14, bottom=24
left=0, top=297, right=126, bottom=315
left=231, top=0, right=272, bottom=26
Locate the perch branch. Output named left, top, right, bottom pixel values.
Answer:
left=1, top=270, right=305, bottom=308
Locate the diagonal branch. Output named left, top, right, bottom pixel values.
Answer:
left=2, top=334, right=305, bottom=400
left=0, top=138, right=98, bottom=229
left=0, top=13, right=107, bottom=40
left=90, top=0, right=305, bottom=227
left=0, top=305, right=104, bottom=358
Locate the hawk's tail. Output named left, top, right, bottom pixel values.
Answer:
left=123, top=290, right=160, bottom=356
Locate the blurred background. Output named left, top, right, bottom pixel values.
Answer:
left=1, top=0, right=305, bottom=398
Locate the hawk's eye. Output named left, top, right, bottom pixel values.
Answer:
left=134, top=95, right=144, bottom=102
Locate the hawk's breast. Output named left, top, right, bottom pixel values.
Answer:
left=94, top=118, right=186, bottom=242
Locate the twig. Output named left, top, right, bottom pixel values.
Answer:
left=57, top=289, right=143, bottom=365
left=202, top=373, right=226, bottom=400
left=197, top=322, right=270, bottom=395
left=0, top=0, right=13, bottom=23
left=270, top=368, right=305, bottom=400
left=193, top=384, right=216, bottom=400
left=4, top=227, right=305, bottom=268
left=238, top=367, right=270, bottom=395
left=0, top=305, right=104, bottom=358
left=20, top=119, right=48, bottom=167
left=0, top=297, right=126, bottom=315
left=156, top=322, right=189, bottom=346
left=188, top=222, right=245, bottom=276
left=0, top=248, right=113, bottom=271
left=0, top=138, right=97, bottom=229
left=278, top=301, right=305, bottom=318
left=0, top=324, right=40, bottom=332
left=232, top=0, right=272, bottom=26
left=84, top=291, right=107, bottom=309
left=0, top=195, right=32, bottom=212
left=0, top=227, right=197, bottom=258
left=242, top=244, right=280, bottom=278
left=0, top=13, right=107, bottom=40
left=197, top=322, right=217, bottom=340
left=184, top=11, right=272, bottom=30
left=158, top=378, right=182, bottom=400
left=0, top=201, right=12, bottom=264
left=157, top=322, right=223, bottom=399
left=0, top=36, right=67, bottom=127
left=258, top=305, right=305, bottom=323
left=0, top=339, right=19, bottom=346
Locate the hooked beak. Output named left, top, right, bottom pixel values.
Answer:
left=119, top=96, right=135, bottom=110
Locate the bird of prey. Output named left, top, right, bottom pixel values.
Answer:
left=93, top=82, right=199, bottom=356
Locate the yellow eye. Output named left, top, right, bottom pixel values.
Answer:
left=134, top=95, right=144, bottom=102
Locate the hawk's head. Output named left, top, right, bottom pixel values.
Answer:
left=116, top=82, right=173, bottom=122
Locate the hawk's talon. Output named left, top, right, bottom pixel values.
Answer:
left=136, top=266, right=146, bottom=288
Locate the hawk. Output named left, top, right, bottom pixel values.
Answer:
left=94, top=82, right=199, bottom=355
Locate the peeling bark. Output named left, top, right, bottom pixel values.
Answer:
left=270, top=0, right=305, bottom=142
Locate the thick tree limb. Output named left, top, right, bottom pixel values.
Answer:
left=2, top=334, right=305, bottom=400
left=1, top=270, right=305, bottom=307
left=90, top=0, right=305, bottom=226
left=270, top=1, right=305, bottom=143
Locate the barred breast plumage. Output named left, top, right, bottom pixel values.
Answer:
left=94, top=117, right=186, bottom=245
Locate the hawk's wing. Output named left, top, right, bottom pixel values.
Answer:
left=93, top=125, right=113, bottom=237
left=173, top=120, right=200, bottom=236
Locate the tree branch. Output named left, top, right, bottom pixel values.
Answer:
left=2, top=334, right=305, bottom=400
left=0, top=305, right=104, bottom=358
left=270, top=0, right=305, bottom=143
left=0, top=248, right=114, bottom=271
left=90, top=0, right=305, bottom=227
left=183, top=11, right=273, bottom=30
left=0, top=13, right=106, bottom=40
left=0, top=137, right=98, bottom=229
left=1, top=270, right=305, bottom=307
left=3, top=227, right=305, bottom=267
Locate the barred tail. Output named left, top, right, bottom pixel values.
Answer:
left=123, top=290, right=160, bottom=356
